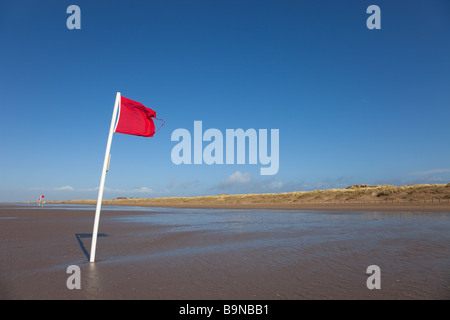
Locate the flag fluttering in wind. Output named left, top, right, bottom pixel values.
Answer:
left=90, top=92, right=164, bottom=263
left=115, top=96, right=165, bottom=137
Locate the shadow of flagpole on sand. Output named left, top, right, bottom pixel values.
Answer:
left=75, top=233, right=108, bottom=261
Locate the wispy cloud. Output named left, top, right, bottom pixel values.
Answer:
left=217, top=171, right=252, bottom=188
left=33, top=185, right=154, bottom=194
left=131, top=186, right=153, bottom=193
left=93, top=186, right=154, bottom=194
left=53, top=185, right=75, bottom=191
left=409, top=168, right=450, bottom=176
left=163, top=178, right=200, bottom=194
left=215, top=171, right=284, bottom=194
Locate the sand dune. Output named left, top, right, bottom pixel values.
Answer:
left=48, top=183, right=450, bottom=211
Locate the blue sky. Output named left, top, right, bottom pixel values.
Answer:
left=1, top=0, right=450, bottom=202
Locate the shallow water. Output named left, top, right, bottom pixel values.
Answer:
left=102, top=209, right=450, bottom=299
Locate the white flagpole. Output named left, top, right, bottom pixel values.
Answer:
left=90, top=92, right=121, bottom=262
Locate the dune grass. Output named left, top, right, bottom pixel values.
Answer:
left=48, top=183, right=450, bottom=208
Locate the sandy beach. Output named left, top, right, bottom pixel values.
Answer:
left=1, top=204, right=449, bottom=300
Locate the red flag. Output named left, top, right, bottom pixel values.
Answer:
left=114, top=96, right=164, bottom=137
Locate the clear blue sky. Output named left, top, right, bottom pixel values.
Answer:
left=1, top=0, right=449, bottom=202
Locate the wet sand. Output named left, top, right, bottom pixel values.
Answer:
left=1, top=205, right=449, bottom=299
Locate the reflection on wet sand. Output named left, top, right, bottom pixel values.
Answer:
left=1, top=206, right=449, bottom=299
